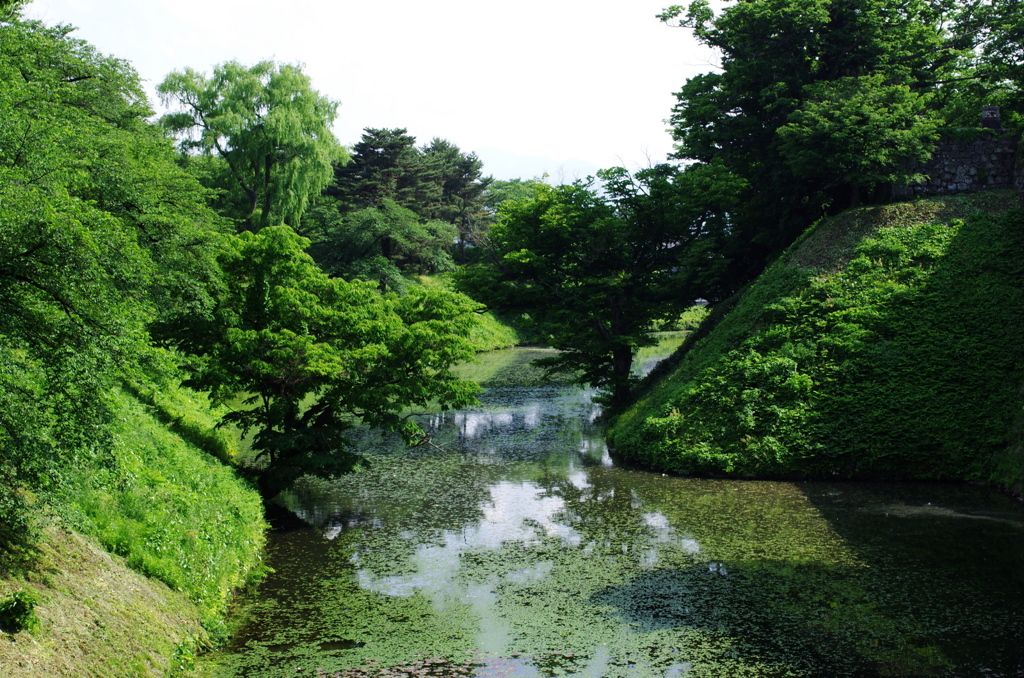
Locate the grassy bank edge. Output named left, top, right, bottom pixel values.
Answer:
left=1, top=385, right=268, bottom=678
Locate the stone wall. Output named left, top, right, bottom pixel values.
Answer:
left=893, top=131, right=1020, bottom=198
left=1014, top=138, right=1024, bottom=199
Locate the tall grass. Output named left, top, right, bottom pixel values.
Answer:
left=66, top=388, right=266, bottom=637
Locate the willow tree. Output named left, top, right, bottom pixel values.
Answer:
left=158, top=60, right=347, bottom=231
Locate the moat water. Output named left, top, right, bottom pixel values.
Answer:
left=212, top=343, right=1024, bottom=678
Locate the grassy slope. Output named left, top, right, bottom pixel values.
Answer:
left=1, top=386, right=267, bottom=677
left=609, top=190, right=1024, bottom=492
left=411, top=274, right=522, bottom=350
left=0, top=528, right=206, bottom=678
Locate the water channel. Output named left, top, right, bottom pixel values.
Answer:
left=212, top=342, right=1024, bottom=678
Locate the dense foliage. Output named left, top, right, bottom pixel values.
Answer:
left=658, top=0, right=1018, bottom=294
left=460, top=165, right=743, bottom=406
left=0, top=11, right=223, bottom=551
left=610, top=191, right=1024, bottom=488
left=68, top=388, right=266, bottom=635
left=0, top=11, right=267, bottom=636
left=304, top=197, right=458, bottom=293
left=303, top=128, right=493, bottom=290
left=1, top=8, right=485, bottom=575
left=168, top=226, right=481, bottom=498
left=158, top=60, right=348, bottom=231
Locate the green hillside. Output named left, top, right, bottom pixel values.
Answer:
left=0, top=386, right=266, bottom=677
left=608, top=190, right=1024, bottom=494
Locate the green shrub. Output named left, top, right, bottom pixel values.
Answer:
left=0, top=589, right=39, bottom=634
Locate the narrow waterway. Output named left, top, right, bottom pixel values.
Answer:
left=213, top=343, right=1024, bottom=678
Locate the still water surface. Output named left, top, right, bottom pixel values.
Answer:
left=214, top=344, right=1024, bottom=678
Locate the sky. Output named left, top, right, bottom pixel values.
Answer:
left=24, top=0, right=721, bottom=180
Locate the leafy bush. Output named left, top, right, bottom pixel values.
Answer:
left=0, top=589, right=39, bottom=634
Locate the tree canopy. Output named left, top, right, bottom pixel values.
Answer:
left=659, top=0, right=995, bottom=290
left=171, top=226, right=481, bottom=498
left=460, top=165, right=743, bottom=406
left=0, top=13, right=223, bottom=547
left=158, top=60, right=347, bottom=231
left=304, top=198, right=457, bottom=292
left=303, top=128, right=492, bottom=289
left=0, top=12, right=490, bottom=539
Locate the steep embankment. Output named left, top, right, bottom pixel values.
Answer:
left=609, top=190, right=1024, bottom=493
left=0, top=385, right=266, bottom=677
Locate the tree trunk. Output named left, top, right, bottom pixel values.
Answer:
left=261, top=155, right=274, bottom=229
left=609, top=343, right=634, bottom=410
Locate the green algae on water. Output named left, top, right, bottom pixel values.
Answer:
left=214, top=345, right=1024, bottom=678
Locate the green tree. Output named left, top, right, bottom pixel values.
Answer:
left=328, top=127, right=428, bottom=211
left=460, top=165, right=743, bottom=407
left=777, top=75, right=940, bottom=206
left=158, top=60, right=347, bottom=231
left=174, top=225, right=480, bottom=498
left=971, top=0, right=1024, bottom=126
left=660, top=0, right=982, bottom=289
left=308, top=129, right=491, bottom=286
left=0, top=12, right=222, bottom=548
left=483, top=177, right=549, bottom=213
left=304, top=198, right=457, bottom=292
left=419, top=138, right=493, bottom=262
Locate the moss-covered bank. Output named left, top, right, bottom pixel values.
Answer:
left=609, top=190, right=1024, bottom=493
left=0, top=386, right=267, bottom=677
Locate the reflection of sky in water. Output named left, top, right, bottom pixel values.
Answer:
left=353, top=464, right=711, bottom=677
left=354, top=479, right=591, bottom=673
left=238, top=343, right=1024, bottom=678
left=569, top=469, right=591, bottom=491
left=357, top=480, right=586, bottom=598
left=455, top=410, right=515, bottom=439
left=640, top=512, right=699, bottom=555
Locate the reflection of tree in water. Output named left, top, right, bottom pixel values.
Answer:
left=535, top=466, right=658, bottom=561
left=475, top=465, right=704, bottom=676
left=232, top=345, right=1024, bottom=677
left=515, top=468, right=958, bottom=676
left=284, top=451, right=501, bottom=577
left=590, top=562, right=881, bottom=677
left=617, top=478, right=1024, bottom=676
left=425, top=385, right=597, bottom=465
left=795, top=482, right=1024, bottom=674
left=282, top=378, right=602, bottom=582
left=217, top=526, right=479, bottom=678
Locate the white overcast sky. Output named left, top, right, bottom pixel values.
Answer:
left=25, top=0, right=720, bottom=180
